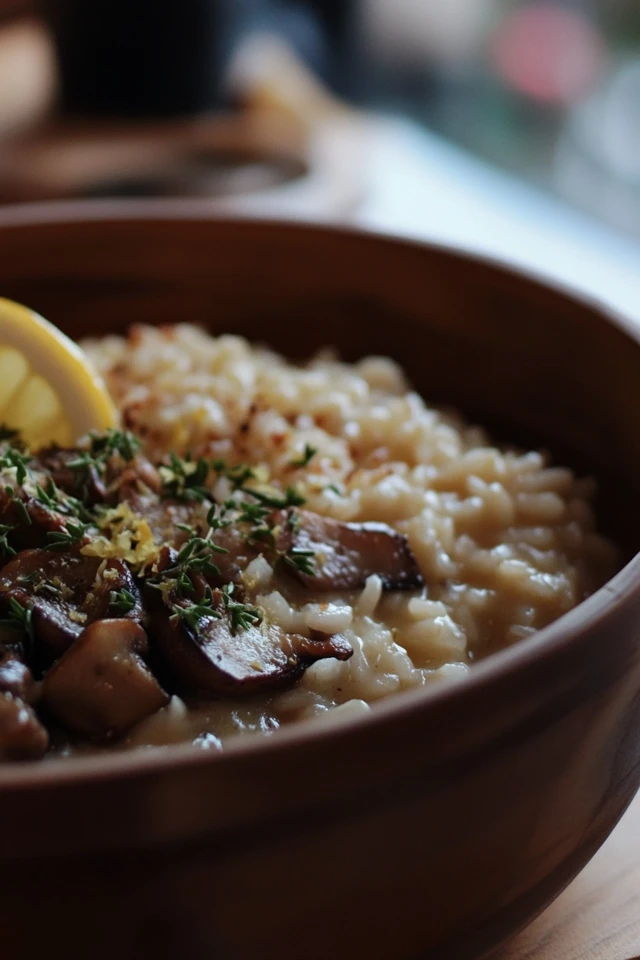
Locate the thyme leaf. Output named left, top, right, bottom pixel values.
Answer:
left=287, top=510, right=301, bottom=533
left=0, top=596, right=34, bottom=642
left=17, top=571, right=37, bottom=585
left=176, top=570, right=196, bottom=597
left=215, top=462, right=257, bottom=491
left=4, top=486, right=32, bottom=526
left=0, top=523, right=16, bottom=560
left=66, top=451, right=98, bottom=475
left=172, top=585, right=220, bottom=633
left=89, top=429, right=141, bottom=462
left=45, top=520, right=89, bottom=551
left=205, top=503, right=233, bottom=532
left=159, top=452, right=211, bottom=503
left=109, top=588, right=137, bottom=615
left=241, top=484, right=306, bottom=509
left=283, top=547, right=316, bottom=577
left=290, top=444, right=317, bottom=468
left=0, top=448, right=31, bottom=485
left=34, top=481, right=58, bottom=510
left=221, top=582, right=263, bottom=634
left=37, top=582, right=61, bottom=599
left=236, top=502, right=270, bottom=525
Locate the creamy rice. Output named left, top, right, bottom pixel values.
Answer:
left=82, top=324, right=618, bottom=748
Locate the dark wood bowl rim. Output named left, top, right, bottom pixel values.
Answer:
left=0, top=201, right=637, bottom=790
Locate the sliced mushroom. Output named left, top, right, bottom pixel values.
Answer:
left=0, top=484, right=71, bottom=554
left=148, top=583, right=352, bottom=697
left=274, top=509, right=424, bottom=592
left=126, top=488, right=261, bottom=586
left=0, top=692, right=48, bottom=760
left=36, top=446, right=107, bottom=505
left=42, top=619, right=169, bottom=740
left=119, top=484, right=206, bottom=549
left=0, top=549, right=142, bottom=657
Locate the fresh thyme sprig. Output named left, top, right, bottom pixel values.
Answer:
left=172, top=585, right=221, bottom=633
left=57, top=491, right=96, bottom=523
left=159, top=452, right=211, bottom=503
left=212, top=461, right=257, bottom=491
left=4, top=486, right=32, bottom=526
left=66, top=451, right=98, bottom=475
left=240, top=484, right=306, bottom=509
left=290, top=444, right=317, bottom=468
left=221, top=583, right=262, bottom=634
left=176, top=570, right=196, bottom=596
left=89, top=429, right=141, bottom=462
left=0, top=596, right=34, bottom=643
left=37, top=582, right=61, bottom=599
left=29, top=477, right=94, bottom=523
left=236, top=501, right=269, bottom=525
left=109, top=588, right=138, bottom=615
left=0, top=523, right=16, bottom=560
left=34, top=481, right=57, bottom=510
left=206, top=502, right=234, bottom=532
left=68, top=429, right=141, bottom=484
left=156, top=505, right=234, bottom=599
left=287, top=510, right=301, bottom=533
left=174, top=527, right=229, bottom=576
left=45, top=520, right=89, bottom=551
left=0, top=447, right=31, bottom=485
left=17, top=571, right=37, bottom=585
left=283, top=547, right=316, bottom=577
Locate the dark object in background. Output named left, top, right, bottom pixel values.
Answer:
left=42, top=0, right=362, bottom=119
left=42, top=0, right=236, bottom=117
left=279, top=0, right=362, bottom=98
left=0, top=0, right=36, bottom=21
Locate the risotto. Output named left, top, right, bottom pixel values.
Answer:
left=0, top=324, right=618, bottom=759
left=84, top=325, right=617, bottom=751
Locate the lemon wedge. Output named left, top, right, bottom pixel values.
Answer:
left=0, top=296, right=117, bottom=449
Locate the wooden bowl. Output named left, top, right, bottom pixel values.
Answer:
left=0, top=210, right=638, bottom=960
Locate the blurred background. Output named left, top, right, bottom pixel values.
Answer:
left=0, top=0, right=637, bottom=306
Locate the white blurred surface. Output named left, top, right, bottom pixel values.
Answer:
left=358, top=117, right=640, bottom=322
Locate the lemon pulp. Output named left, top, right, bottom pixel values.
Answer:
left=0, top=297, right=117, bottom=449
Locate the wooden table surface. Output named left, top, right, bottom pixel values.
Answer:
left=494, top=791, right=640, bottom=960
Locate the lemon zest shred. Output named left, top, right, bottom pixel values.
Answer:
left=81, top=502, right=160, bottom=570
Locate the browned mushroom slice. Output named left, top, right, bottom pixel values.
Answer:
left=274, top=509, right=424, bottom=592
left=117, top=483, right=199, bottom=547
left=36, top=446, right=107, bottom=505
left=122, top=486, right=260, bottom=585
left=36, top=444, right=162, bottom=507
left=148, top=585, right=352, bottom=697
left=0, top=549, right=142, bottom=656
left=42, top=620, right=169, bottom=740
left=0, top=484, right=71, bottom=554
left=0, top=692, right=48, bottom=761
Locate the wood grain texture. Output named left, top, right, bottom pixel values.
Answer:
left=0, top=218, right=639, bottom=960
left=497, top=792, right=640, bottom=960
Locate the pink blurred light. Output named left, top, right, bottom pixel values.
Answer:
left=490, top=3, right=604, bottom=105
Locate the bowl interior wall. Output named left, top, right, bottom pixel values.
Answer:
left=0, top=215, right=637, bottom=553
